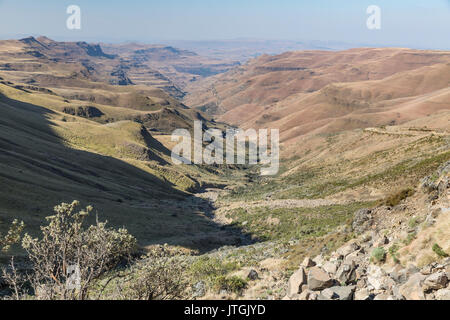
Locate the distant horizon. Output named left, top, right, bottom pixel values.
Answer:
left=0, top=0, right=449, bottom=50
left=1, top=34, right=449, bottom=53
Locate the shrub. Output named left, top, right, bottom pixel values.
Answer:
left=403, top=232, right=417, bottom=245
left=371, top=247, right=386, bottom=263
left=190, top=256, right=239, bottom=281
left=3, top=201, right=137, bottom=300
left=388, top=244, right=400, bottom=264
left=110, top=246, right=187, bottom=300
left=214, top=275, right=247, bottom=294
left=0, top=220, right=24, bottom=252
left=432, top=243, right=449, bottom=258
left=382, top=188, right=415, bottom=207
left=408, top=217, right=420, bottom=229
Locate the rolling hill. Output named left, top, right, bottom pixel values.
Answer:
left=185, top=48, right=450, bottom=147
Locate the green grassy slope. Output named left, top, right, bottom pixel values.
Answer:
left=0, top=85, right=247, bottom=256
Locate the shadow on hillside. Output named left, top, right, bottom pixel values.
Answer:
left=0, top=93, right=255, bottom=255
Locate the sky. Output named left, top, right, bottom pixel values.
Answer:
left=0, top=0, right=449, bottom=49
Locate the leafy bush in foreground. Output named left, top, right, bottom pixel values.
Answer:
left=3, top=201, right=136, bottom=300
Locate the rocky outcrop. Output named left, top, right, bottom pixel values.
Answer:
left=62, top=106, right=104, bottom=118
left=285, top=244, right=450, bottom=300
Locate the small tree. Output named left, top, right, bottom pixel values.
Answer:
left=5, top=201, right=136, bottom=300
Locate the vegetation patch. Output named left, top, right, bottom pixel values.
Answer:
left=227, top=202, right=372, bottom=242
left=381, top=188, right=415, bottom=207
left=432, top=243, right=449, bottom=258
left=371, top=247, right=386, bottom=263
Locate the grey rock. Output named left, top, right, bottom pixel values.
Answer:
left=352, top=209, right=372, bottom=233
left=354, top=288, right=374, bottom=300
left=399, top=273, right=426, bottom=300
left=374, top=235, right=389, bottom=247
left=307, top=266, right=335, bottom=291
left=335, top=262, right=357, bottom=285
left=434, top=288, right=450, bottom=300
left=323, top=261, right=339, bottom=275
left=192, top=281, right=206, bottom=298
left=298, top=290, right=312, bottom=300
left=318, top=286, right=355, bottom=300
left=337, top=242, right=360, bottom=257
left=247, top=269, right=259, bottom=281
left=423, top=272, right=448, bottom=291
left=367, top=265, right=386, bottom=290
left=301, top=257, right=316, bottom=268
left=287, top=267, right=307, bottom=297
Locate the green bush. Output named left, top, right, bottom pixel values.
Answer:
left=214, top=276, right=247, bottom=294
left=388, top=244, right=400, bottom=264
left=382, top=188, right=415, bottom=207
left=432, top=243, right=449, bottom=258
left=190, top=256, right=239, bottom=280
left=371, top=247, right=386, bottom=263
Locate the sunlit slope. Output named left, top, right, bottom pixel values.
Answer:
left=0, top=83, right=237, bottom=251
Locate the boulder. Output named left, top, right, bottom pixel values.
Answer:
left=354, top=288, right=374, bottom=300
left=192, top=281, right=206, bottom=298
left=389, top=268, right=408, bottom=284
left=301, top=257, right=316, bottom=268
left=318, top=286, right=355, bottom=300
left=298, top=290, right=312, bottom=300
left=352, top=209, right=372, bottom=233
left=307, top=267, right=334, bottom=291
left=374, top=235, right=389, bottom=247
left=335, top=262, right=357, bottom=285
left=312, top=254, right=325, bottom=267
left=373, top=292, right=390, bottom=300
left=344, top=248, right=366, bottom=264
left=423, top=272, right=448, bottom=291
left=247, top=269, right=259, bottom=281
left=287, top=267, right=307, bottom=297
left=336, top=242, right=360, bottom=257
left=308, top=292, right=319, bottom=300
left=434, top=288, right=450, bottom=300
left=323, top=261, right=339, bottom=274
left=399, top=273, right=426, bottom=300
left=367, top=265, right=386, bottom=290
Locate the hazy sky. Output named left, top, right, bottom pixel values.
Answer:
left=0, top=0, right=449, bottom=48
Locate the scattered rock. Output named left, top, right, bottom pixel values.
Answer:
left=367, top=265, right=386, bottom=290
left=423, top=272, right=448, bottom=291
left=318, top=286, right=355, bottom=300
left=374, top=235, right=389, bottom=247
left=307, top=267, right=334, bottom=291
left=335, top=262, right=357, bottom=285
left=337, top=242, right=360, bottom=257
left=352, top=209, right=372, bottom=233
left=373, top=292, right=390, bottom=300
left=301, top=257, right=316, bottom=268
left=298, top=290, right=311, bottom=300
left=354, top=288, right=374, bottom=300
left=434, top=288, right=450, bottom=300
left=323, top=261, right=339, bottom=274
left=247, top=269, right=259, bottom=281
left=399, top=273, right=426, bottom=300
left=192, top=281, right=206, bottom=298
left=312, top=254, right=325, bottom=267
left=287, top=267, right=307, bottom=297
